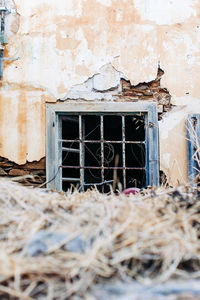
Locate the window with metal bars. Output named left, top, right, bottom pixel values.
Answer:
left=186, top=114, right=200, bottom=183
left=46, top=102, right=159, bottom=192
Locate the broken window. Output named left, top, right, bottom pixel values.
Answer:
left=46, top=102, right=159, bottom=192
left=186, top=114, right=200, bottom=183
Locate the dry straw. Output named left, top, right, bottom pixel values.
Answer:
left=0, top=179, right=199, bottom=299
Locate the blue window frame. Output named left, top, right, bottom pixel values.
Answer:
left=186, top=114, right=200, bottom=183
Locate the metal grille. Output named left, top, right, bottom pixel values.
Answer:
left=46, top=102, right=159, bottom=191
left=59, top=113, right=146, bottom=192
left=187, top=114, right=200, bottom=183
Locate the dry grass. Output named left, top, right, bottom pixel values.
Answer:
left=0, top=179, right=199, bottom=299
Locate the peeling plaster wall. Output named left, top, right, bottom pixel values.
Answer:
left=159, top=102, right=200, bottom=186
left=1, top=0, right=200, bottom=185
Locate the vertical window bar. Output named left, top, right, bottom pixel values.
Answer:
left=101, top=115, right=104, bottom=192
left=79, top=115, right=84, bottom=191
left=122, top=115, right=126, bottom=189
left=144, top=113, right=149, bottom=186
left=58, top=116, right=63, bottom=191
left=55, top=114, right=63, bottom=191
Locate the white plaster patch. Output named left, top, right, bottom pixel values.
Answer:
left=171, top=95, right=200, bottom=106
left=160, top=28, right=200, bottom=100
left=93, top=64, right=121, bottom=91
left=61, top=63, right=125, bottom=101
left=163, top=153, right=171, bottom=169
left=113, top=24, right=158, bottom=85
left=116, top=9, right=123, bottom=22
left=96, top=0, right=112, bottom=7
left=57, top=0, right=83, bottom=17
left=15, top=0, right=83, bottom=17
left=4, top=34, right=61, bottom=98
left=159, top=108, right=186, bottom=140
left=134, top=0, right=198, bottom=25
left=60, top=31, right=67, bottom=39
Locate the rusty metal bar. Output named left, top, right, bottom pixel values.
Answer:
left=100, top=115, right=104, bottom=192
left=122, top=115, right=126, bottom=189
left=59, top=139, right=145, bottom=144
left=79, top=115, right=84, bottom=191
left=60, top=165, right=144, bottom=170
left=62, top=147, right=80, bottom=153
left=84, top=180, right=114, bottom=186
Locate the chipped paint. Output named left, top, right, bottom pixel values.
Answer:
left=134, top=0, right=198, bottom=25
left=0, top=0, right=200, bottom=185
left=61, top=64, right=125, bottom=101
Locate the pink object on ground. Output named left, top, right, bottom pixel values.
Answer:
left=122, top=188, right=140, bottom=195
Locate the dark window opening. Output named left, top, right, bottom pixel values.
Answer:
left=61, top=113, right=146, bottom=192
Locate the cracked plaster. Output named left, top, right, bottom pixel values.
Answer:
left=0, top=0, right=200, bottom=185
left=61, top=64, right=125, bottom=101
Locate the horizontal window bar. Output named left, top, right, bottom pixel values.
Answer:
left=59, top=139, right=145, bottom=144
left=58, top=111, right=146, bottom=116
left=61, top=116, right=79, bottom=123
left=62, top=177, right=80, bottom=182
left=83, top=180, right=114, bottom=186
left=62, top=147, right=80, bottom=153
left=60, top=165, right=144, bottom=170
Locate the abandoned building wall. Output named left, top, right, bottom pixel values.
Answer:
left=0, top=0, right=200, bottom=185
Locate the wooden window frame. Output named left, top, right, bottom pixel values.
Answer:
left=46, top=102, right=159, bottom=191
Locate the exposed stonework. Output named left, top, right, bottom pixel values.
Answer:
left=61, top=65, right=172, bottom=117
left=0, top=157, right=46, bottom=186
left=119, top=68, right=172, bottom=117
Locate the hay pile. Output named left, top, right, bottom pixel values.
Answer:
left=0, top=179, right=199, bottom=299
